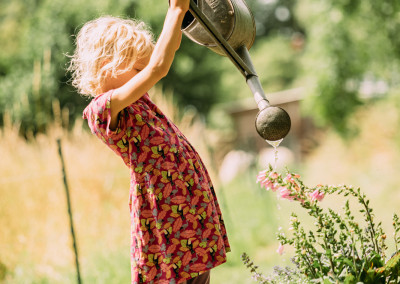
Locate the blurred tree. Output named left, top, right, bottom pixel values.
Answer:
left=0, top=0, right=139, bottom=135
left=218, top=36, right=302, bottom=102
left=297, top=0, right=400, bottom=136
left=215, top=0, right=305, bottom=101
left=247, top=0, right=304, bottom=37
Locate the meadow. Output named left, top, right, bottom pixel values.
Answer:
left=1, top=93, right=400, bottom=283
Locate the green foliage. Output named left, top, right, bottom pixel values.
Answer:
left=0, top=260, right=6, bottom=281
left=298, top=0, right=400, bottom=136
left=219, top=36, right=302, bottom=101
left=242, top=253, right=309, bottom=284
left=247, top=0, right=304, bottom=37
left=0, top=0, right=138, bottom=135
left=166, top=41, right=226, bottom=115
left=247, top=166, right=400, bottom=283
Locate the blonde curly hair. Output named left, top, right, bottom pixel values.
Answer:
left=68, top=15, right=155, bottom=96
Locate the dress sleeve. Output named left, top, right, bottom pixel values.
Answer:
left=82, top=90, right=125, bottom=141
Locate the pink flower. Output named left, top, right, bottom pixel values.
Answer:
left=262, top=180, right=278, bottom=192
left=284, top=173, right=300, bottom=183
left=277, top=243, right=284, bottom=255
left=278, top=186, right=295, bottom=201
left=257, top=170, right=279, bottom=191
left=269, top=172, right=278, bottom=179
left=310, top=190, right=325, bottom=202
left=256, top=170, right=268, bottom=183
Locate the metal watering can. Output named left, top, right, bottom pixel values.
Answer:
left=181, top=0, right=291, bottom=141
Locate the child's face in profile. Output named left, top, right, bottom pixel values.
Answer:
left=131, top=53, right=151, bottom=73
left=108, top=53, right=151, bottom=90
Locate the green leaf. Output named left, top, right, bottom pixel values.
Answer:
left=323, top=278, right=333, bottom=284
left=343, top=273, right=356, bottom=284
left=376, top=251, right=400, bottom=277
left=312, top=260, right=320, bottom=268
left=341, top=258, right=355, bottom=267
left=384, top=252, right=400, bottom=270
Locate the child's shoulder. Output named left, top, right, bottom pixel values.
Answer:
left=82, top=90, right=113, bottom=119
left=83, top=90, right=153, bottom=117
left=93, top=90, right=151, bottom=106
left=92, top=90, right=113, bottom=103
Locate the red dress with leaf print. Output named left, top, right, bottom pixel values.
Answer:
left=83, top=91, right=230, bottom=284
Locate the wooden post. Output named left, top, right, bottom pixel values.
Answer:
left=57, top=139, right=82, bottom=284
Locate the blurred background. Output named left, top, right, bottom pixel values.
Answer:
left=1, top=0, right=400, bottom=283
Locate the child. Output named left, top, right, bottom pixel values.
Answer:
left=67, top=1, right=230, bottom=283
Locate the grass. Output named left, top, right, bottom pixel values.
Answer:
left=2, top=92, right=400, bottom=283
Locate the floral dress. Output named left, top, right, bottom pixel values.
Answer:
left=83, top=91, right=230, bottom=284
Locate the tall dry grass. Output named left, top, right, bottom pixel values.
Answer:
left=1, top=114, right=130, bottom=282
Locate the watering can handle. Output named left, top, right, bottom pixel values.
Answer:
left=188, top=0, right=254, bottom=77
left=187, top=0, right=270, bottom=110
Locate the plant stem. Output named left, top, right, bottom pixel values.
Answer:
left=306, top=246, right=324, bottom=277
left=360, top=197, right=380, bottom=254
left=351, top=234, right=359, bottom=279
left=302, top=253, right=318, bottom=279
left=317, top=213, right=336, bottom=279
left=324, top=236, right=336, bottom=280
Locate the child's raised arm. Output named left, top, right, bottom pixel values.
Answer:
left=110, top=0, right=189, bottom=125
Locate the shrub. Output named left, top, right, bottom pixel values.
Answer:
left=243, top=165, right=400, bottom=284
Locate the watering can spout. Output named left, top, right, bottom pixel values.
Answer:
left=235, top=45, right=291, bottom=141
left=234, top=45, right=268, bottom=109
left=182, top=0, right=291, bottom=141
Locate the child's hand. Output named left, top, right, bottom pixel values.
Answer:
left=169, top=0, right=190, bottom=12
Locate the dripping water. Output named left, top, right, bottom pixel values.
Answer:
left=266, top=138, right=284, bottom=214
left=266, top=138, right=283, bottom=170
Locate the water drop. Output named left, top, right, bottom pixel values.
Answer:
left=266, top=138, right=283, bottom=148
left=266, top=138, right=283, bottom=170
